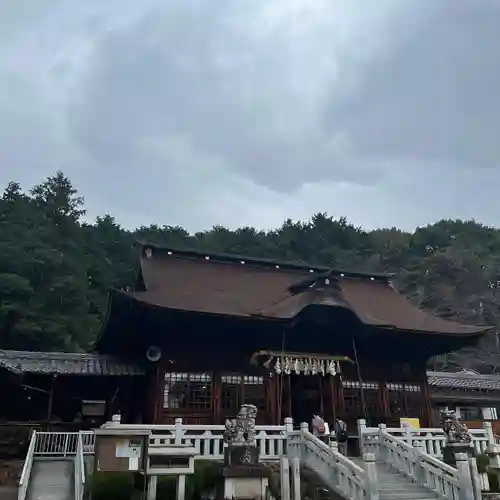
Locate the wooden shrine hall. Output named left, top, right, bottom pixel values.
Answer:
left=94, top=243, right=491, bottom=428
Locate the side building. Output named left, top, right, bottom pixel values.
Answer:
left=95, top=243, right=490, bottom=428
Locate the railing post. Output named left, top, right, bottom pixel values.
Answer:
left=456, top=453, right=475, bottom=500
left=413, top=442, right=426, bottom=486
left=174, top=418, right=183, bottom=445
left=290, top=456, right=301, bottom=500
left=280, top=456, right=291, bottom=500
left=377, top=423, right=386, bottom=461
left=402, top=422, right=413, bottom=447
left=357, top=419, right=367, bottom=455
left=299, top=422, right=309, bottom=434
left=363, top=453, right=379, bottom=500
left=284, top=417, right=294, bottom=435
left=484, top=421, right=495, bottom=448
left=468, top=457, right=483, bottom=500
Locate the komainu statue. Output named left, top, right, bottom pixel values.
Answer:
left=441, top=409, right=472, bottom=445
left=223, top=404, right=258, bottom=447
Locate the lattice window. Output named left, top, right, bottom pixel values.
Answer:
left=164, top=373, right=212, bottom=409
left=220, top=375, right=265, bottom=413
left=343, top=380, right=380, bottom=390
left=387, top=382, right=421, bottom=392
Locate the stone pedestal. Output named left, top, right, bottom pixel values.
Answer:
left=224, top=445, right=259, bottom=467
left=221, top=465, right=269, bottom=500
left=442, top=443, right=474, bottom=467
left=219, top=445, right=268, bottom=500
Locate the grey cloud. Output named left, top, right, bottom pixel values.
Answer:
left=1, top=0, right=500, bottom=232
left=328, top=1, right=500, bottom=169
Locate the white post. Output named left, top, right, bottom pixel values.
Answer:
left=484, top=421, right=495, bottom=449
left=280, top=456, right=291, bottom=500
left=112, top=413, right=121, bottom=424
left=290, top=456, right=301, bottom=500
left=468, top=457, right=484, bottom=499
left=177, top=475, right=186, bottom=500
left=357, top=419, right=367, bottom=455
left=455, top=453, right=475, bottom=500
left=402, top=422, right=413, bottom=447
left=174, top=418, right=184, bottom=445
left=377, top=423, right=387, bottom=461
left=284, top=417, right=294, bottom=435
left=363, top=453, right=379, bottom=500
left=413, top=442, right=426, bottom=486
left=330, top=440, right=339, bottom=453
left=147, top=475, right=158, bottom=500
left=300, top=422, right=309, bottom=434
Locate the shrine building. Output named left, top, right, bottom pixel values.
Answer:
left=93, top=243, right=490, bottom=429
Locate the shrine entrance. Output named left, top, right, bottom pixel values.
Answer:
left=291, top=375, right=324, bottom=424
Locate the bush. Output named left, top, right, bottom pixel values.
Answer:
left=88, top=461, right=222, bottom=500
left=88, top=471, right=134, bottom=500
left=157, top=461, right=222, bottom=500
left=476, top=453, right=490, bottom=474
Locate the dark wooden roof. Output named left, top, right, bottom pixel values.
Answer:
left=427, top=371, right=500, bottom=391
left=118, top=244, right=490, bottom=336
left=0, top=350, right=145, bottom=376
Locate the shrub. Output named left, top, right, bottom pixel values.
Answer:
left=88, top=471, right=134, bottom=500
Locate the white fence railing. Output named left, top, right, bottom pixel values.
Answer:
left=33, top=430, right=95, bottom=457
left=358, top=419, right=495, bottom=459
left=362, top=424, right=482, bottom=500
left=288, top=422, right=379, bottom=500
left=103, top=417, right=292, bottom=461
left=17, top=430, right=37, bottom=500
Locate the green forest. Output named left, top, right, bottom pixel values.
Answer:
left=1, top=172, right=500, bottom=372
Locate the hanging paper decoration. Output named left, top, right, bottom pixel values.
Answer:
left=283, top=357, right=291, bottom=375
left=275, top=358, right=281, bottom=374
left=269, top=354, right=342, bottom=376
left=293, top=358, right=301, bottom=374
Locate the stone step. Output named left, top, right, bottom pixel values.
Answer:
left=380, top=494, right=438, bottom=500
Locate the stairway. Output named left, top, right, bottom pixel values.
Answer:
left=25, top=459, right=73, bottom=500
left=353, top=459, right=440, bottom=500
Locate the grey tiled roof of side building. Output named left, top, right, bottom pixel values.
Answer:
left=427, top=370, right=500, bottom=391
left=0, top=350, right=145, bottom=376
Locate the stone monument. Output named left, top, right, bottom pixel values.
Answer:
left=220, top=404, right=269, bottom=499
left=440, top=409, right=474, bottom=466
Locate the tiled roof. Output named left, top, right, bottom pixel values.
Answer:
left=427, top=371, right=500, bottom=391
left=0, top=350, right=145, bottom=376
left=118, top=244, right=489, bottom=336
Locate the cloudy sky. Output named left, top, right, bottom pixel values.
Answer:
left=1, top=0, right=499, bottom=233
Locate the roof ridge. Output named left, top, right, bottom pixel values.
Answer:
left=136, top=242, right=391, bottom=280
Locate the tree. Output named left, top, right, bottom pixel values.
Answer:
left=1, top=173, right=500, bottom=373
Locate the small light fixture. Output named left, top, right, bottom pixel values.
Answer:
left=205, top=256, right=210, bottom=260
left=144, top=247, right=153, bottom=259
left=240, top=260, right=245, bottom=264
left=275, top=265, right=280, bottom=269
left=370, top=277, right=375, bottom=281
left=309, top=269, right=314, bottom=273
left=325, top=278, right=330, bottom=285
left=167, top=251, right=172, bottom=255
left=340, top=273, right=345, bottom=277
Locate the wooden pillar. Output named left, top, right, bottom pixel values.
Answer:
left=334, top=375, right=345, bottom=416
left=421, top=380, right=433, bottom=427
left=213, top=372, right=222, bottom=423
left=47, top=375, right=57, bottom=421
left=266, top=375, right=277, bottom=424
left=380, top=382, right=389, bottom=420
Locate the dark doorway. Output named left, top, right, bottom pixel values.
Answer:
left=289, top=375, right=327, bottom=425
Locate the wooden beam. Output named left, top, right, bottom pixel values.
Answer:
left=46, top=375, right=57, bottom=421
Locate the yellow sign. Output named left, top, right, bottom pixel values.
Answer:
left=400, top=418, right=420, bottom=430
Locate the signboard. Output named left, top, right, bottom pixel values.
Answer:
left=116, top=438, right=142, bottom=459
left=400, top=417, right=420, bottom=430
